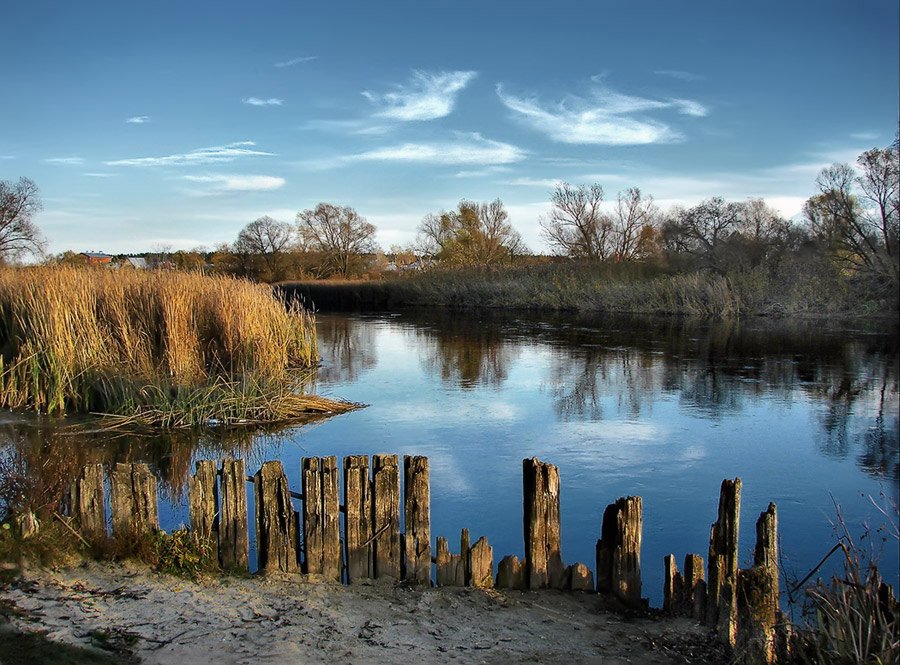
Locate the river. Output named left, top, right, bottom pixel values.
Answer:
left=2, top=309, right=897, bottom=608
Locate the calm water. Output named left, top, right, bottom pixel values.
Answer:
left=3, top=310, right=898, bottom=606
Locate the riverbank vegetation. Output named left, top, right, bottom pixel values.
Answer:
left=0, top=266, right=354, bottom=426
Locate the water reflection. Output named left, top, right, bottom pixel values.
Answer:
left=313, top=311, right=899, bottom=483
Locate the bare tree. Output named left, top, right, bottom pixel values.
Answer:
left=0, top=177, right=45, bottom=260
left=417, top=198, right=525, bottom=266
left=805, top=141, right=899, bottom=285
left=611, top=187, right=658, bottom=260
left=234, top=216, right=295, bottom=281
left=296, top=203, right=376, bottom=277
left=541, top=183, right=611, bottom=259
left=662, top=197, right=745, bottom=273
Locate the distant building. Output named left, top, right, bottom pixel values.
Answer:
left=80, top=252, right=113, bottom=265
left=123, top=257, right=148, bottom=269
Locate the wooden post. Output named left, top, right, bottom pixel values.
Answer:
left=254, top=460, right=298, bottom=573
left=110, top=463, right=158, bottom=539
left=343, top=455, right=373, bottom=582
left=372, top=454, right=401, bottom=579
left=707, top=478, right=741, bottom=645
left=683, top=553, right=707, bottom=619
left=219, top=459, right=249, bottom=571
left=596, top=496, right=643, bottom=608
left=460, top=528, right=471, bottom=586
left=754, top=503, right=778, bottom=592
left=435, top=536, right=465, bottom=587
left=302, top=456, right=341, bottom=581
left=188, top=460, right=218, bottom=548
left=736, top=566, right=777, bottom=665
left=568, top=563, right=594, bottom=591
left=663, top=554, right=681, bottom=614
left=469, top=536, right=494, bottom=589
left=70, top=463, right=106, bottom=542
left=496, top=555, right=526, bottom=590
left=403, top=455, right=431, bottom=585
left=523, top=457, right=565, bottom=589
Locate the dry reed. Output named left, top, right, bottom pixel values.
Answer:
left=0, top=266, right=354, bottom=426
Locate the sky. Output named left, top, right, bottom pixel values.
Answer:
left=1, top=0, right=898, bottom=256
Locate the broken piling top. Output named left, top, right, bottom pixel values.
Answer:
left=523, top=457, right=564, bottom=590
left=708, top=477, right=741, bottom=644
left=596, top=496, right=643, bottom=608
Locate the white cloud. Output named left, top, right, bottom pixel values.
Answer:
left=182, top=174, right=286, bottom=192
left=363, top=70, right=477, bottom=121
left=850, top=131, right=879, bottom=141
left=497, top=81, right=708, bottom=145
left=338, top=133, right=525, bottom=167
left=274, top=56, right=318, bottom=68
left=83, top=172, right=117, bottom=178
left=0, top=155, right=14, bottom=160
left=45, top=156, right=85, bottom=165
left=242, top=97, right=284, bottom=106
left=105, top=141, right=274, bottom=167
left=671, top=98, right=709, bottom=117
left=125, top=116, right=150, bottom=124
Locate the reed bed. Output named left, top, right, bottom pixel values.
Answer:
left=0, top=266, right=354, bottom=427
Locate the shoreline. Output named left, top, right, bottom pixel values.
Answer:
left=0, top=561, right=729, bottom=665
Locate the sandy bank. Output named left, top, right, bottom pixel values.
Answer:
left=0, top=563, right=728, bottom=664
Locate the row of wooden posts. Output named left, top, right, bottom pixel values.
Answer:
left=67, top=455, right=783, bottom=665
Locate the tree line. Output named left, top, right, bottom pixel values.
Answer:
left=0, top=138, right=896, bottom=295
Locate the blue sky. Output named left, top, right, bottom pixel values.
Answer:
left=2, top=0, right=898, bottom=255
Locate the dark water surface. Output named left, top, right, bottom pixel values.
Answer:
left=3, top=310, right=898, bottom=606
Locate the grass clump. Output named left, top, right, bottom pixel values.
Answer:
left=148, top=527, right=216, bottom=581
left=0, top=266, right=356, bottom=427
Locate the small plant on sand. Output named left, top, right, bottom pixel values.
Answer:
left=149, top=527, right=216, bottom=581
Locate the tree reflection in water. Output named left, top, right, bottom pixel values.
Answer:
left=317, top=311, right=898, bottom=484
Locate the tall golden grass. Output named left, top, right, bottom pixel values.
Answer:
left=0, top=266, right=353, bottom=426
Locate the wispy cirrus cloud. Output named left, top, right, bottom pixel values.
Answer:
left=242, top=97, right=284, bottom=107
left=105, top=141, right=274, bottom=167
left=83, top=172, right=117, bottom=178
left=125, top=115, right=150, bottom=124
left=182, top=173, right=286, bottom=192
left=299, top=119, right=392, bottom=136
left=45, top=156, right=85, bottom=165
left=654, top=69, right=704, bottom=82
left=274, top=55, right=318, bottom=68
left=0, top=155, right=14, bottom=160
left=363, top=70, right=477, bottom=121
left=496, top=81, right=708, bottom=145
left=330, top=132, right=525, bottom=168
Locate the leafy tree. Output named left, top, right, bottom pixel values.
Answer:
left=296, top=203, right=377, bottom=277
left=419, top=199, right=525, bottom=266
left=0, top=177, right=45, bottom=260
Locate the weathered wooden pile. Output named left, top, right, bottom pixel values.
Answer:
left=66, top=456, right=783, bottom=664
